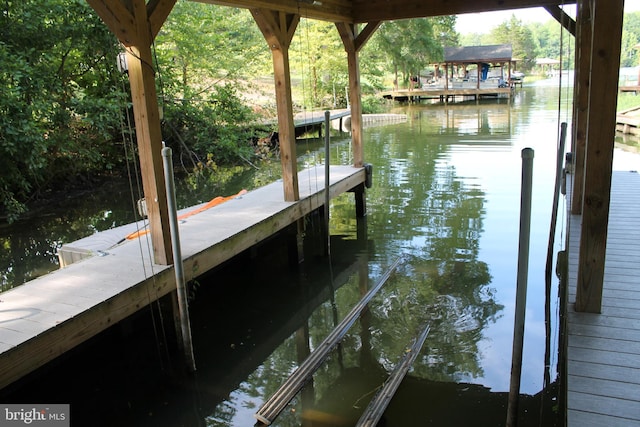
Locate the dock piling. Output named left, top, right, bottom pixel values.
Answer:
left=506, top=148, right=534, bottom=427
left=162, top=147, right=197, bottom=373
left=324, top=111, right=331, bottom=255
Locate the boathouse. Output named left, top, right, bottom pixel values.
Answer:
left=381, top=44, right=517, bottom=101
left=0, top=1, right=636, bottom=425
left=442, top=44, right=515, bottom=87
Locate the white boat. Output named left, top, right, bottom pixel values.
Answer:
left=510, top=71, right=525, bottom=81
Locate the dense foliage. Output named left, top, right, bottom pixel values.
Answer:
left=2, top=2, right=639, bottom=222
left=461, top=11, right=640, bottom=73
left=1, top=0, right=126, bottom=221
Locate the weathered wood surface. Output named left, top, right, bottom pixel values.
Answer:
left=0, top=165, right=365, bottom=390
left=616, top=107, right=640, bottom=136
left=574, top=0, right=624, bottom=313
left=566, top=170, right=640, bottom=426
left=200, top=0, right=572, bottom=24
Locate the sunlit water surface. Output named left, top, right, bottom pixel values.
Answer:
left=2, top=83, right=639, bottom=426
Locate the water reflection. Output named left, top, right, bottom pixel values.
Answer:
left=6, top=85, right=637, bottom=425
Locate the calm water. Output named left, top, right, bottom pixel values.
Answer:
left=2, top=83, right=639, bottom=426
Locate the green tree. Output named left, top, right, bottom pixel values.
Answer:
left=0, top=0, right=125, bottom=222
left=621, top=12, right=640, bottom=67
left=490, top=15, right=538, bottom=71
left=375, top=18, right=446, bottom=88
left=289, top=19, right=348, bottom=109
left=155, top=1, right=268, bottom=100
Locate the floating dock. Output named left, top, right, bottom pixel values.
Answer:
left=0, top=165, right=366, bottom=390
left=615, top=106, right=640, bottom=136
left=380, top=86, right=512, bottom=102
left=565, top=170, right=640, bottom=426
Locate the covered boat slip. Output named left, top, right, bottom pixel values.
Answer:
left=565, top=171, right=640, bottom=426
left=0, top=165, right=365, bottom=390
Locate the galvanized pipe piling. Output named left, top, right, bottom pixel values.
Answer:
left=506, top=147, right=534, bottom=427
left=162, top=146, right=197, bottom=373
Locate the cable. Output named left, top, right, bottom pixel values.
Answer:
left=117, top=41, right=171, bottom=370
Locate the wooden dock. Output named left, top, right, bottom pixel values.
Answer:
left=565, top=170, right=640, bottom=426
left=0, top=165, right=366, bottom=390
left=380, top=86, right=512, bottom=102
left=619, top=85, right=640, bottom=94
left=616, top=106, right=640, bottom=136
left=293, top=109, right=351, bottom=128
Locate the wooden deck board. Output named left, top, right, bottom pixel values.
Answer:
left=569, top=335, right=640, bottom=355
left=568, top=360, right=640, bottom=384
left=566, top=170, right=640, bottom=426
left=0, top=165, right=365, bottom=390
left=567, top=409, right=639, bottom=427
left=568, top=391, right=640, bottom=424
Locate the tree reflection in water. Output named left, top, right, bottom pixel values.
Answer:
left=2, top=93, right=569, bottom=426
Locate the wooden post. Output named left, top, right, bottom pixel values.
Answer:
left=126, top=46, right=173, bottom=265
left=571, top=0, right=592, bottom=215
left=336, top=22, right=380, bottom=168
left=88, top=0, right=176, bottom=265
left=575, top=0, right=624, bottom=313
left=252, top=9, right=300, bottom=201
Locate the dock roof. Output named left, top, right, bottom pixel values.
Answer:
left=444, top=44, right=513, bottom=64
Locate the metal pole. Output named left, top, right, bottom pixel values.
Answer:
left=506, top=147, right=534, bottom=427
left=254, top=257, right=403, bottom=426
left=543, top=122, right=567, bottom=395
left=324, top=111, right=331, bottom=254
left=356, top=323, right=431, bottom=427
left=162, top=147, right=196, bottom=373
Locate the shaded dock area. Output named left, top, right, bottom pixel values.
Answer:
left=0, top=165, right=366, bottom=390
left=565, top=170, right=640, bottom=426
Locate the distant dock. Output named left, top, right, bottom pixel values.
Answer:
left=616, top=106, right=640, bottom=135
left=380, top=86, right=512, bottom=102
left=619, top=85, right=640, bottom=94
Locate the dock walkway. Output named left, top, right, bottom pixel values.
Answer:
left=0, top=165, right=365, bottom=390
left=566, top=170, right=640, bottom=426
left=616, top=106, right=640, bottom=136
left=380, top=86, right=512, bottom=102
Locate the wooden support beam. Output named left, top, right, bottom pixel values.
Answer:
left=571, top=0, right=591, bottom=214
left=86, top=0, right=139, bottom=46
left=544, top=5, right=576, bottom=36
left=336, top=22, right=379, bottom=167
left=575, top=0, right=623, bottom=313
left=252, top=8, right=300, bottom=201
left=147, top=0, right=177, bottom=40
left=126, top=46, right=173, bottom=265
left=88, top=0, right=176, bottom=264
left=351, top=0, right=575, bottom=23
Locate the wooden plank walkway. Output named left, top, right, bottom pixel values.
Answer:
left=566, top=170, right=640, bottom=427
left=293, top=109, right=351, bottom=128
left=0, top=165, right=365, bottom=390
left=380, top=86, right=512, bottom=102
